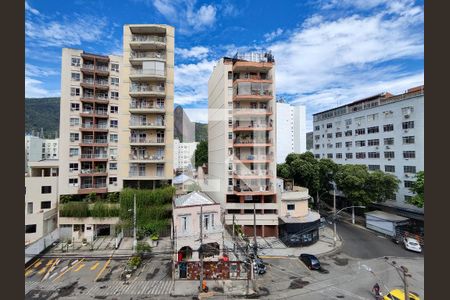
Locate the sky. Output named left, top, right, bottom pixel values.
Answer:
left=25, top=0, right=424, bottom=131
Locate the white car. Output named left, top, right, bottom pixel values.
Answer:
left=403, top=237, right=422, bottom=253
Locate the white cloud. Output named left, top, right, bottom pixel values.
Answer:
left=264, top=28, right=283, bottom=42
left=176, top=46, right=210, bottom=59
left=25, top=1, right=40, bottom=15
left=25, top=63, right=59, bottom=78
left=25, top=77, right=59, bottom=98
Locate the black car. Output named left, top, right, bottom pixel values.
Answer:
left=299, top=254, right=321, bottom=270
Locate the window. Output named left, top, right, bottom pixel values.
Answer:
left=71, top=57, right=81, bottom=67
left=314, top=125, right=320, bottom=131
left=384, top=138, right=394, bottom=145
left=335, top=132, right=342, bottom=138
left=327, top=143, right=333, bottom=148
left=368, top=152, right=380, bottom=158
left=70, top=87, right=80, bottom=96
left=355, top=128, right=365, bottom=135
left=355, top=140, right=365, bottom=147
left=346, top=153, right=353, bottom=159
left=202, top=213, right=214, bottom=230
left=110, top=120, right=118, bottom=128
left=111, top=63, right=119, bottom=72
left=345, top=119, right=352, bottom=126
left=41, top=201, right=51, bottom=209
left=404, top=166, right=416, bottom=173
left=228, top=87, right=233, bottom=96
left=315, top=144, right=320, bottom=149
left=228, top=71, right=233, bottom=80
left=109, top=162, right=117, bottom=171
left=404, top=181, right=414, bottom=188
left=345, top=130, right=352, bottom=136
left=367, top=113, right=378, bottom=122
left=368, top=139, right=379, bottom=146
left=70, top=118, right=79, bottom=126
left=111, top=91, right=119, bottom=99
left=356, top=152, right=366, bottom=159
left=383, top=110, right=394, bottom=118
left=71, top=72, right=80, bottom=81
left=41, top=186, right=52, bottom=194
left=326, top=133, right=332, bottom=138
left=402, top=106, right=414, bottom=115
left=384, top=151, right=395, bottom=159
left=404, top=195, right=412, bottom=202
left=69, top=178, right=78, bottom=186
left=345, top=141, right=352, bottom=148
left=70, top=103, right=80, bottom=111
left=70, top=133, right=79, bottom=142
left=368, top=165, right=380, bottom=171
left=336, top=153, right=342, bottom=159
left=287, top=204, right=295, bottom=211
left=69, top=148, right=79, bottom=157
left=180, top=215, right=189, bottom=232
left=403, top=136, right=415, bottom=144
left=110, top=134, right=118, bottom=143
left=228, top=178, right=233, bottom=186
left=354, top=116, right=365, bottom=125
left=109, top=177, right=118, bottom=185
left=110, top=106, right=118, bottom=114
left=403, top=151, right=416, bottom=159
left=228, top=132, right=233, bottom=140
left=336, top=142, right=342, bottom=148
left=314, top=154, right=320, bottom=158
left=402, top=121, right=415, bottom=129
left=383, top=124, right=394, bottom=132
left=327, top=153, right=333, bottom=158
left=326, top=123, right=332, bottom=129
left=111, top=77, right=119, bottom=86
left=27, top=202, right=33, bottom=214
left=367, top=126, right=379, bottom=134
left=25, top=224, right=37, bottom=234
left=69, top=163, right=78, bottom=171
left=385, top=165, right=395, bottom=172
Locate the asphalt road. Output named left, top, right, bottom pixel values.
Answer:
left=336, top=221, right=423, bottom=259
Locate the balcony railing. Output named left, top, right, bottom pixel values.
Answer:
left=130, top=69, right=166, bottom=77
left=131, top=35, right=166, bottom=43
left=233, top=107, right=272, bottom=114
left=234, top=74, right=272, bottom=81
left=81, top=123, right=108, bottom=129
left=81, top=94, right=109, bottom=101
left=80, top=183, right=107, bottom=189
left=129, top=154, right=164, bottom=161
left=81, top=138, right=108, bottom=144
left=235, top=89, right=272, bottom=97
left=80, top=169, right=107, bottom=174
left=80, top=153, right=108, bottom=159
left=81, top=109, right=108, bottom=115
left=81, top=64, right=109, bottom=71
left=130, top=51, right=166, bottom=59
left=233, top=122, right=271, bottom=129
left=234, top=154, right=273, bottom=161
left=129, top=120, right=165, bottom=127
left=234, top=138, right=272, bottom=144
left=130, top=85, right=165, bottom=93
left=234, top=169, right=273, bottom=176
left=130, top=102, right=165, bottom=109
left=234, top=185, right=274, bottom=193
left=130, top=137, right=165, bottom=143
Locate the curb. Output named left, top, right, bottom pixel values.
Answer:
left=317, top=235, right=344, bottom=258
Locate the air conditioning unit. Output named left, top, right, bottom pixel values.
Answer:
left=386, top=146, right=390, bottom=149
left=375, top=146, right=379, bottom=150
left=404, top=114, right=410, bottom=119
left=110, top=155, right=117, bottom=160
left=404, top=130, right=409, bottom=133
left=346, top=126, right=349, bottom=129
left=113, top=182, right=118, bottom=186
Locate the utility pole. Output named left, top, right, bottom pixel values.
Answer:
left=199, top=204, right=204, bottom=293
left=333, top=183, right=337, bottom=246
left=401, top=266, right=410, bottom=299
left=316, top=190, right=320, bottom=214
left=133, top=194, right=137, bottom=253
left=352, top=206, right=355, bottom=224
left=232, top=214, right=236, bottom=252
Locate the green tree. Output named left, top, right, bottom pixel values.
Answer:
left=335, top=164, right=371, bottom=205
left=407, top=171, right=424, bottom=208
left=193, top=140, right=208, bottom=168
left=277, top=163, right=291, bottom=179
left=318, top=158, right=339, bottom=195
left=366, top=170, right=400, bottom=203
left=283, top=152, right=320, bottom=195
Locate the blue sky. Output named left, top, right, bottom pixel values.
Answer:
left=25, top=0, right=424, bottom=130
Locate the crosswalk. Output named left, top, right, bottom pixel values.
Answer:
left=25, top=280, right=60, bottom=294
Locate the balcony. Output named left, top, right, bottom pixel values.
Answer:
left=80, top=153, right=108, bottom=162
left=78, top=182, right=108, bottom=194
left=79, top=168, right=107, bottom=176
left=232, top=53, right=274, bottom=72
left=129, top=120, right=165, bottom=129
left=129, top=85, right=165, bottom=97
left=233, top=169, right=273, bottom=179
left=233, top=89, right=273, bottom=101
left=80, top=64, right=110, bottom=76
left=80, top=138, right=108, bottom=146
left=130, top=68, right=166, bottom=81
left=130, top=51, right=166, bottom=63
left=129, top=102, right=165, bottom=113
left=233, top=185, right=275, bottom=195
left=80, top=79, right=109, bottom=90
left=233, top=122, right=273, bottom=132
left=224, top=214, right=278, bottom=226
left=127, top=171, right=166, bottom=179
left=233, top=107, right=273, bottom=116
left=130, top=137, right=165, bottom=146
left=80, top=123, right=109, bottom=132
left=129, top=153, right=165, bottom=163
left=233, top=138, right=272, bottom=147
left=233, top=154, right=274, bottom=163
left=80, top=109, right=109, bottom=118
left=233, top=74, right=272, bottom=84
left=130, top=35, right=166, bottom=50
left=80, top=94, right=109, bottom=104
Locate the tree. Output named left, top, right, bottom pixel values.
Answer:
left=406, top=171, right=424, bottom=208
left=366, top=170, right=400, bottom=203
left=280, top=152, right=320, bottom=195
left=277, top=163, right=291, bottom=179
left=318, top=158, right=339, bottom=195
left=193, top=140, right=208, bottom=168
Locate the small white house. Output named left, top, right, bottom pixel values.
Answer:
left=365, top=210, right=409, bottom=237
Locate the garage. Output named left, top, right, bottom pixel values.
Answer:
left=365, top=210, right=409, bottom=237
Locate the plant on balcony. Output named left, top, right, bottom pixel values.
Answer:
left=59, top=202, right=90, bottom=218
left=90, top=202, right=120, bottom=218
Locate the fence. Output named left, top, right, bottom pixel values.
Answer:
left=25, top=229, right=59, bottom=264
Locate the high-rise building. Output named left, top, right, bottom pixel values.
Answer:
left=312, top=86, right=424, bottom=216
left=207, top=52, right=279, bottom=237
left=174, top=139, right=198, bottom=171
left=119, top=24, right=174, bottom=189
left=25, top=136, right=59, bottom=162
left=276, top=102, right=306, bottom=163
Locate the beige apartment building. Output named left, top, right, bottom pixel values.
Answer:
left=207, top=53, right=278, bottom=237
left=118, top=24, right=174, bottom=189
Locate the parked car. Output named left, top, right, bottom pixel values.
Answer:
left=299, top=253, right=321, bottom=270
left=383, top=289, right=420, bottom=300
left=403, top=237, right=422, bottom=253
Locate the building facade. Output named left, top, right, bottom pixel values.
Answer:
left=25, top=136, right=59, bottom=163
left=312, top=86, right=424, bottom=213
left=207, top=53, right=279, bottom=237
left=25, top=161, right=59, bottom=245
left=276, top=102, right=306, bottom=163
left=118, top=24, right=174, bottom=189
left=174, top=139, right=198, bottom=171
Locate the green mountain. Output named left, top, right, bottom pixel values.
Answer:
left=25, top=97, right=60, bottom=138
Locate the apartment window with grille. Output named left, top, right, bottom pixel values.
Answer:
left=343, top=119, right=351, bottom=126
left=335, top=132, right=342, bottom=138
left=315, top=154, right=320, bottom=158
left=384, top=151, right=395, bottom=159
left=402, top=106, right=414, bottom=115
left=228, top=178, right=233, bottom=186
left=110, top=106, right=118, bottom=114
left=367, top=113, right=379, bottom=122
left=109, top=163, right=117, bottom=171
left=110, top=120, right=118, bottom=128
left=384, top=138, right=394, bottom=145
left=314, top=135, right=320, bottom=141
left=70, top=133, right=79, bottom=142
left=336, top=142, right=342, bottom=148
left=327, top=133, right=332, bottom=138
left=383, top=124, right=394, bottom=132
left=69, top=178, right=78, bottom=186
left=70, top=103, right=80, bottom=111
left=345, top=141, right=352, bottom=148
left=336, top=153, right=342, bottom=159
left=402, top=121, right=415, bottom=129
left=346, top=153, right=353, bottom=159
left=368, top=165, right=380, bottom=171
left=229, top=119, right=233, bottom=127
left=41, top=186, right=52, bottom=194
left=404, top=180, right=414, bottom=188
left=368, top=152, right=380, bottom=158
left=327, top=153, right=333, bottom=159
left=111, top=63, right=119, bottom=72
left=345, top=130, right=352, bottom=136
left=110, top=77, right=119, bottom=86
left=314, top=125, right=320, bottom=131
left=25, top=225, right=37, bottom=234
left=403, top=151, right=416, bottom=159
left=109, top=177, right=118, bottom=185
left=27, top=202, right=33, bottom=214
left=70, top=87, right=80, bottom=96
left=110, top=134, right=118, bottom=143
left=228, top=132, right=233, bottom=140
left=228, top=71, right=233, bottom=80
left=355, top=140, right=365, bottom=147
left=356, top=152, right=366, bottom=159
left=355, top=128, right=365, bottom=135
left=71, top=57, right=81, bottom=67
left=368, top=139, right=379, bottom=146
left=327, top=143, right=333, bottom=148
left=367, top=126, right=379, bottom=134
left=71, top=72, right=80, bottom=81
left=41, top=201, right=51, bottom=209
left=404, top=166, right=416, bottom=173
left=326, top=123, right=332, bottom=129
left=287, top=204, right=295, bottom=211
left=111, top=91, right=119, bottom=99
left=69, top=163, right=78, bottom=172
left=315, top=144, right=320, bottom=149
left=385, top=165, right=395, bottom=172
left=69, top=148, right=79, bottom=157
left=403, top=136, right=415, bottom=144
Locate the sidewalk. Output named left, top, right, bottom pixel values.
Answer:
left=171, top=279, right=255, bottom=297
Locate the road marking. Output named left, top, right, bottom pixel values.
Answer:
left=94, top=258, right=111, bottom=282
left=74, top=263, right=85, bottom=272
left=90, top=262, right=100, bottom=270
left=25, top=269, right=34, bottom=277
left=38, top=259, right=55, bottom=275
left=53, top=258, right=85, bottom=282
left=25, top=258, right=41, bottom=272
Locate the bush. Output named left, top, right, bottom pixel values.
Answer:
left=128, top=255, right=142, bottom=268
left=59, top=202, right=89, bottom=218
left=60, top=195, right=74, bottom=204
left=59, top=201, right=119, bottom=218
left=136, top=241, right=152, bottom=254
left=150, top=233, right=159, bottom=241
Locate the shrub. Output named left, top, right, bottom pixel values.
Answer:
left=136, top=241, right=152, bottom=254
left=128, top=255, right=142, bottom=268
left=59, top=202, right=89, bottom=218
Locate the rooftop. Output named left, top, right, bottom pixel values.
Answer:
left=174, top=191, right=217, bottom=207
left=279, top=210, right=320, bottom=224
left=365, top=210, right=409, bottom=222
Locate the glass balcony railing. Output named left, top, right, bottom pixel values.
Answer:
left=129, top=85, right=165, bottom=93
left=130, top=102, right=165, bottom=109
left=233, top=169, right=273, bottom=176
left=131, top=35, right=166, bottom=43
left=80, top=183, right=107, bottom=189
left=129, top=153, right=164, bottom=161
left=130, top=51, right=166, bottom=59
left=80, top=169, right=107, bottom=174
left=129, top=120, right=165, bottom=127
left=234, top=138, right=272, bottom=144
left=130, top=137, right=165, bottom=143
left=81, top=138, right=108, bottom=144
left=81, top=123, right=108, bottom=129
left=130, top=69, right=165, bottom=77
left=80, top=153, right=108, bottom=159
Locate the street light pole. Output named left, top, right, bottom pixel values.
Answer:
left=333, top=184, right=337, bottom=246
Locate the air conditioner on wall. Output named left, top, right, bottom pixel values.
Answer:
left=404, top=114, right=410, bottom=119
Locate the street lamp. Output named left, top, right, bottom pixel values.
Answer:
left=331, top=204, right=366, bottom=246
left=384, top=258, right=412, bottom=299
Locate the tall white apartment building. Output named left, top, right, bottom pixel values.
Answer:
left=42, top=138, right=59, bottom=160
left=25, top=136, right=59, bottom=162
left=312, top=86, right=424, bottom=214
left=208, top=53, right=279, bottom=237
left=118, top=24, right=174, bottom=189
left=174, top=139, right=198, bottom=171
left=276, top=102, right=306, bottom=163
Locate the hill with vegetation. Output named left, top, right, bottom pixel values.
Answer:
left=25, top=97, right=60, bottom=138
